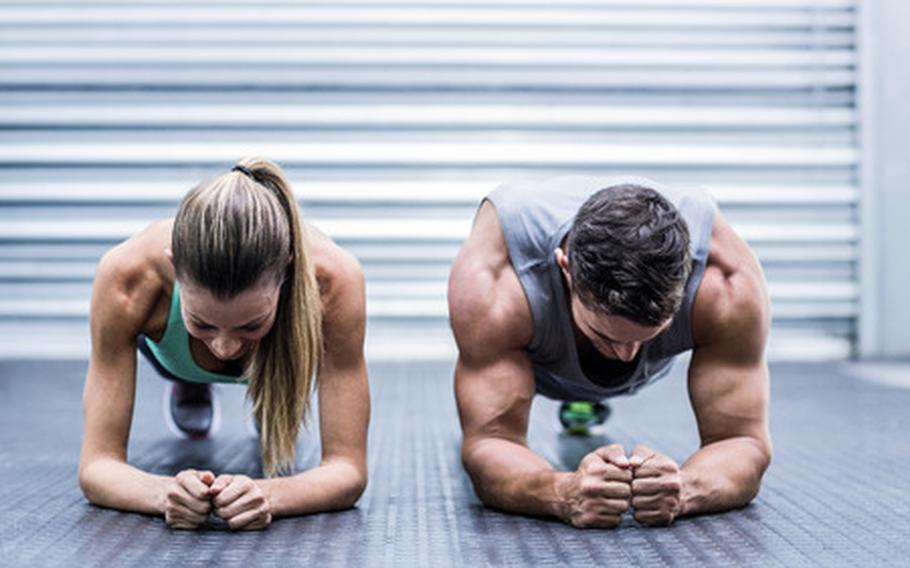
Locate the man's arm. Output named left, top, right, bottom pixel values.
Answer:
left=678, top=294, right=772, bottom=517
left=455, top=345, right=565, bottom=517
left=456, top=350, right=632, bottom=528
left=671, top=219, right=773, bottom=518
left=628, top=211, right=772, bottom=526
left=450, top=204, right=631, bottom=528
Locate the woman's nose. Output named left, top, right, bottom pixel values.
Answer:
left=211, top=335, right=243, bottom=360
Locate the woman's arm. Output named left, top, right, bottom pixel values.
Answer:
left=79, top=246, right=211, bottom=527
left=261, top=254, right=370, bottom=515
left=211, top=253, right=370, bottom=528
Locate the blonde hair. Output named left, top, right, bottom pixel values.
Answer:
left=171, top=156, right=323, bottom=476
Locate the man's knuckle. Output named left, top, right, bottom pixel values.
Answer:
left=607, top=501, right=627, bottom=515
left=579, top=478, right=598, bottom=496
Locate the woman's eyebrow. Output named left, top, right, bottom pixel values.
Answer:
left=188, top=312, right=269, bottom=328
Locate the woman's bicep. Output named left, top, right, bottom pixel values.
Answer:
left=81, top=337, right=139, bottom=465
left=82, top=257, right=147, bottom=465
left=316, top=298, right=369, bottom=466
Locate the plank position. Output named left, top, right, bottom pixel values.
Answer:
left=448, top=176, right=771, bottom=528
left=79, top=158, right=369, bottom=530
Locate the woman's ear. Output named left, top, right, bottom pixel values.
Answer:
left=163, top=248, right=174, bottom=264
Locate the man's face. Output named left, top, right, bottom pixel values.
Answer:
left=568, top=295, right=670, bottom=362
left=556, top=245, right=669, bottom=362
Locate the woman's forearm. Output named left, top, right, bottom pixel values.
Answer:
left=258, top=458, right=367, bottom=517
left=79, top=457, right=171, bottom=515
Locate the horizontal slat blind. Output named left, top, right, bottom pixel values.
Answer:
left=0, top=0, right=859, bottom=360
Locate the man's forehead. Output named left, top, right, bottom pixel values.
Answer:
left=575, top=300, right=669, bottom=341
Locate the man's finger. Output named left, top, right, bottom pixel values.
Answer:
left=589, top=512, right=622, bottom=528
left=631, top=493, right=663, bottom=511
left=631, top=477, right=665, bottom=495
left=594, top=444, right=629, bottom=468
left=602, top=465, right=633, bottom=484
left=198, top=471, right=215, bottom=486
left=601, top=480, right=632, bottom=499
left=168, top=520, right=198, bottom=531
left=628, top=445, right=656, bottom=468
left=599, top=497, right=631, bottom=515
left=632, top=455, right=677, bottom=479
left=634, top=509, right=673, bottom=527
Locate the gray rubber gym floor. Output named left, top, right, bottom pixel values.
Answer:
left=1, top=358, right=908, bottom=567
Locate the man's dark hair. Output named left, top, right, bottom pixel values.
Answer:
left=566, top=183, right=693, bottom=327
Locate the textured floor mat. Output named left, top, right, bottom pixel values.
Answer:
left=1, top=359, right=908, bottom=567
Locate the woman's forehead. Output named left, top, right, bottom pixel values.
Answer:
left=180, top=280, right=279, bottom=323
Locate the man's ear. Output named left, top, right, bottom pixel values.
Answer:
left=554, top=247, right=571, bottom=284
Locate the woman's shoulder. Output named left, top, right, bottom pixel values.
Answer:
left=92, top=219, right=174, bottom=331
left=306, top=224, right=363, bottom=289
left=305, top=224, right=365, bottom=325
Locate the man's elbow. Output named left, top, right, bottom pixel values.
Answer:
left=754, top=435, right=773, bottom=478
left=460, top=439, right=500, bottom=508
left=742, top=438, right=773, bottom=504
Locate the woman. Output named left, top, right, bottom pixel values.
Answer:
left=79, top=157, right=369, bottom=530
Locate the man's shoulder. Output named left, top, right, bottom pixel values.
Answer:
left=692, top=249, right=770, bottom=361
left=449, top=203, right=534, bottom=361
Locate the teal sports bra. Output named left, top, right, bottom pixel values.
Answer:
left=145, top=281, right=248, bottom=384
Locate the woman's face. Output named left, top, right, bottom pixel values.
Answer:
left=179, top=277, right=281, bottom=362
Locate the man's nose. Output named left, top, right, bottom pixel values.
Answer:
left=613, top=342, right=640, bottom=362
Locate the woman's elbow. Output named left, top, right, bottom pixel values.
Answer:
left=340, top=469, right=368, bottom=508
left=78, top=463, right=103, bottom=505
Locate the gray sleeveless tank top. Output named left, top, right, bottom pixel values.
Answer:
left=486, top=175, right=716, bottom=401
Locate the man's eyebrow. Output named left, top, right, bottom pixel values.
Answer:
left=587, top=324, right=617, bottom=343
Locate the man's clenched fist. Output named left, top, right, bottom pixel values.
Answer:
left=629, top=445, right=684, bottom=526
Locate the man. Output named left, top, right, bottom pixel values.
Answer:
left=448, top=176, right=771, bottom=528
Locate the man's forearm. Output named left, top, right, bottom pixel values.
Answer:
left=258, top=457, right=367, bottom=517
left=462, top=435, right=569, bottom=520
left=679, top=436, right=771, bottom=517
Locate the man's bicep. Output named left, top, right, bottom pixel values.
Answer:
left=687, top=346, right=770, bottom=448
left=455, top=348, right=537, bottom=445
